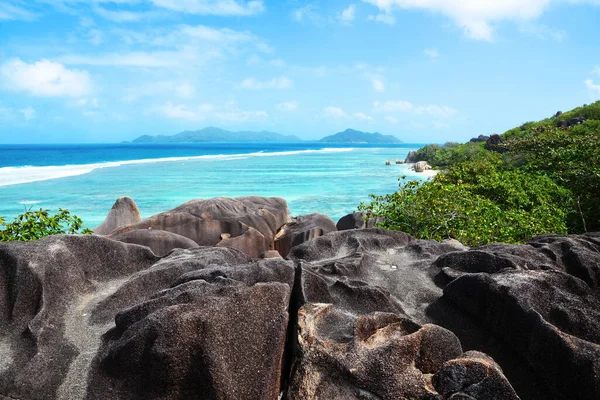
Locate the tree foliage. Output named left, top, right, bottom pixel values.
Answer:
left=360, top=101, right=600, bottom=245
left=359, top=161, right=570, bottom=247
left=502, top=125, right=600, bottom=232
left=0, top=208, right=92, bottom=242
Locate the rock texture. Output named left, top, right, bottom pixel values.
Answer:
left=288, top=304, right=518, bottom=400
left=1, top=204, right=599, bottom=400
left=93, top=197, right=142, bottom=235
left=110, top=196, right=289, bottom=257
left=109, top=229, right=199, bottom=256
left=336, top=212, right=383, bottom=231
left=288, top=229, right=600, bottom=400
left=274, top=213, right=337, bottom=257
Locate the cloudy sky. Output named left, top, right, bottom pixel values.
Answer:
left=1, top=0, right=599, bottom=143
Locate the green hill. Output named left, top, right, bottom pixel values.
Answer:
left=320, top=129, right=402, bottom=143
left=360, top=101, right=600, bottom=246
left=132, top=127, right=303, bottom=143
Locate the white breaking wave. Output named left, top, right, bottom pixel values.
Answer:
left=0, top=148, right=355, bottom=187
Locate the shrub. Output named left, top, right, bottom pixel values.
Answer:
left=0, top=208, right=92, bottom=242
left=359, top=161, right=570, bottom=247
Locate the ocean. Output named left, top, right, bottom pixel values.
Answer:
left=0, top=143, right=428, bottom=229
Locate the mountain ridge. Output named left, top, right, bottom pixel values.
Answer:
left=319, top=128, right=403, bottom=144
left=129, top=127, right=403, bottom=144
left=130, top=127, right=302, bottom=143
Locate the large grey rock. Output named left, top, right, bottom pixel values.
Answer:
left=287, top=303, right=516, bottom=400
left=112, top=196, right=289, bottom=258
left=336, top=212, right=383, bottom=231
left=93, top=197, right=142, bottom=235
left=88, top=279, right=292, bottom=400
left=0, top=235, right=159, bottom=400
left=287, top=229, right=600, bottom=399
left=0, top=235, right=295, bottom=400
left=109, top=229, right=199, bottom=256
left=274, top=213, right=337, bottom=257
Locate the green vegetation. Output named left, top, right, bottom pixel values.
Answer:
left=360, top=101, right=600, bottom=246
left=0, top=208, right=92, bottom=242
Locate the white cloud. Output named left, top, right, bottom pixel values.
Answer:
left=368, top=13, right=396, bottom=25
left=372, top=78, right=385, bottom=92
left=276, top=101, right=299, bottom=111
left=374, top=100, right=457, bottom=118
left=593, top=65, right=600, bottom=76
left=585, top=79, right=600, bottom=98
left=240, top=76, right=293, bottom=90
left=353, top=112, right=374, bottom=121
left=59, top=25, right=270, bottom=69
left=0, top=2, right=37, bottom=21
left=339, top=4, right=356, bottom=24
left=385, top=116, right=399, bottom=124
left=324, top=106, right=348, bottom=118
left=94, top=7, right=156, bottom=22
left=123, top=81, right=195, bottom=102
left=292, top=4, right=324, bottom=24
left=153, top=102, right=214, bottom=121
left=150, top=0, right=264, bottom=16
left=324, top=107, right=374, bottom=120
left=424, top=48, right=439, bottom=58
left=214, top=110, right=268, bottom=122
left=0, top=58, right=92, bottom=97
left=20, top=107, right=36, bottom=120
left=152, top=102, right=268, bottom=122
left=518, top=23, right=566, bottom=41
left=362, top=0, right=556, bottom=41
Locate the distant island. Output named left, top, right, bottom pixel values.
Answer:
left=319, top=129, right=403, bottom=144
left=130, top=127, right=302, bottom=143
left=129, top=127, right=403, bottom=144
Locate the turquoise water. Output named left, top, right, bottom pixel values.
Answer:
left=0, top=143, right=427, bottom=228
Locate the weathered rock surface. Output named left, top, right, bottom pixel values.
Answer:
left=336, top=212, right=383, bottom=231
left=414, top=160, right=433, bottom=172
left=288, top=304, right=518, bottom=400
left=0, top=235, right=159, bottom=400
left=1, top=217, right=599, bottom=400
left=109, top=229, right=199, bottom=256
left=288, top=229, right=600, bottom=400
left=484, top=134, right=505, bottom=152
left=0, top=235, right=294, bottom=400
left=405, top=150, right=418, bottom=163
left=93, top=197, right=142, bottom=235
left=111, top=196, right=289, bottom=257
left=469, top=134, right=490, bottom=143
left=274, top=213, right=337, bottom=257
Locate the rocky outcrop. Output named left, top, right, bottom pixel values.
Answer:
left=274, top=213, right=337, bottom=257
left=557, top=117, right=586, bottom=128
left=484, top=134, right=506, bottom=152
left=288, top=304, right=518, bottom=399
left=109, top=229, right=199, bottom=256
left=93, top=197, right=142, bottom=235
left=414, top=160, right=432, bottom=172
left=110, top=196, right=289, bottom=257
left=405, top=150, right=417, bottom=163
left=288, top=229, right=600, bottom=400
left=469, top=134, right=490, bottom=143
left=1, top=213, right=599, bottom=400
left=336, top=212, right=383, bottom=231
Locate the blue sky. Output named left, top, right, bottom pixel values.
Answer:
left=0, top=0, right=599, bottom=143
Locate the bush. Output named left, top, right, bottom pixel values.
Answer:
left=503, top=127, right=600, bottom=232
left=359, top=161, right=570, bottom=247
left=0, top=208, right=92, bottom=242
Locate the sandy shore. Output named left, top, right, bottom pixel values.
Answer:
left=420, top=169, right=441, bottom=178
